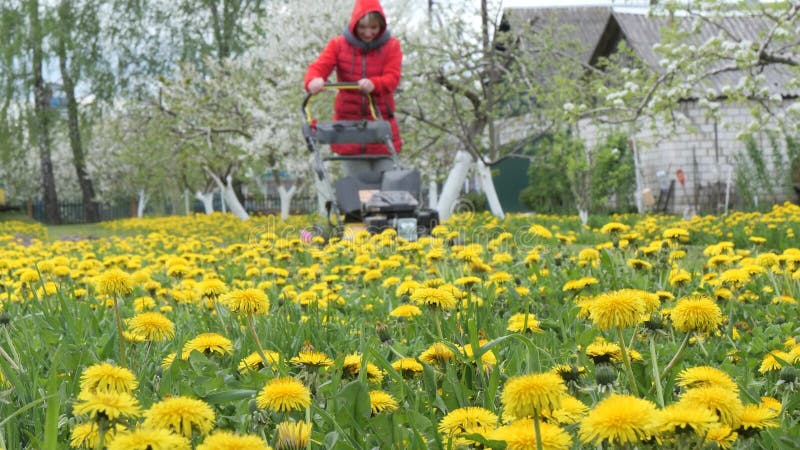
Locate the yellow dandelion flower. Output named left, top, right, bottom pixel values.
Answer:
left=600, top=222, right=629, bottom=234
left=181, top=333, right=233, bottom=359
left=759, top=350, right=791, bottom=373
left=290, top=350, right=333, bottom=369
left=680, top=386, right=744, bottom=428
left=220, top=288, right=269, bottom=315
left=342, top=353, right=383, bottom=384
left=133, top=296, right=156, bottom=312
left=627, top=258, right=653, bottom=270
left=127, top=312, right=175, bottom=342
left=197, top=278, right=228, bottom=299
left=670, top=294, right=723, bottom=334
left=274, top=421, right=312, bottom=450
left=578, top=394, right=657, bottom=446
left=736, top=403, right=779, bottom=435
left=197, top=430, right=273, bottom=450
left=381, top=276, right=400, bottom=288
left=143, top=396, right=215, bottom=438
left=107, top=427, right=190, bottom=450
left=162, top=353, right=176, bottom=370
left=587, top=289, right=646, bottom=330
left=501, top=372, right=566, bottom=418
left=718, top=268, right=750, bottom=288
left=676, top=366, right=738, bottom=392
left=548, top=394, right=589, bottom=425
left=391, top=358, right=423, bottom=378
left=507, top=312, right=543, bottom=333
left=80, top=362, right=138, bottom=395
left=95, top=268, right=134, bottom=296
left=438, top=406, right=498, bottom=446
left=69, top=422, right=125, bottom=448
left=238, top=350, right=280, bottom=373
left=760, top=396, right=781, bottom=413
left=389, top=304, right=422, bottom=318
left=409, top=287, right=457, bottom=310
left=256, top=377, right=311, bottom=413
left=562, top=277, right=598, bottom=292
left=394, top=279, right=420, bottom=297
left=17, top=268, right=40, bottom=283
left=663, top=227, right=690, bottom=241
left=585, top=337, right=622, bottom=364
left=459, top=342, right=497, bottom=368
left=668, top=268, right=692, bottom=287
left=490, top=418, right=573, bottom=450
left=654, top=402, right=718, bottom=436
left=73, top=391, right=141, bottom=421
left=706, top=424, right=737, bottom=449
left=419, top=342, right=455, bottom=365
left=529, top=224, right=554, bottom=239
left=369, top=390, right=398, bottom=415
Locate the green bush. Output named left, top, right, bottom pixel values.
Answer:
left=519, top=132, right=577, bottom=214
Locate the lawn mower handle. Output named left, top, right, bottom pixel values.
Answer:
left=301, top=82, right=383, bottom=125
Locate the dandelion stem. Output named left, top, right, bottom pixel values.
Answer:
left=661, top=332, right=691, bottom=380
left=616, top=327, right=639, bottom=396
left=305, top=406, right=312, bottom=450
left=112, top=296, right=127, bottom=367
left=433, top=308, right=444, bottom=340
left=212, top=298, right=231, bottom=335
left=649, top=336, right=665, bottom=407
left=533, top=408, right=544, bottom=450
left=95, top=417, right=107, bottom=450
left=247, top=313, right=271, bottom=369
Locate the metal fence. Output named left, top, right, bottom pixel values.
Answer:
left=244, top=196, right=317, bottom=216
left=27, top=196, right=318, bottom=224
left=30, top=201, right=135, bottom=224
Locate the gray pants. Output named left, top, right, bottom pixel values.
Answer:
left=314, top=157, right=396, bottom=216
left=341, top=157, right=395, bottom=177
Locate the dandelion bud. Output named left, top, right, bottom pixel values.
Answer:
left=780, top=365, right=797, bottom=384
left=375, top=322, right=391, bottom=343
left=595, top=363, right=617, bottom=386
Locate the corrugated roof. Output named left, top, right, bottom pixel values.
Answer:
left=613, top=12, right=800, bottom=97
left=505, top=7, right=613, bottom=65
left=504, top=7, right=799, bottom=98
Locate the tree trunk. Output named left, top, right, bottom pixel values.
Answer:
left=437, top=150, right=473, bottom=221
left=476, top=158, right=505, bottom=219
left=278, top=184, right=296, bottom=220
left=204, top=167, right=249, bottom=219
left=195, top=190, right=214, bottom=214
left=137, top=188, right=149, bottom=217
left=56, top=5, right=99, bottom=222
left=428, top=178, right=438, bottom=209
left=30, top=0, right=60, bottom=224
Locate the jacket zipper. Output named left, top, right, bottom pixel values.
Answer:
left=361, top=51, right=368, bottom=154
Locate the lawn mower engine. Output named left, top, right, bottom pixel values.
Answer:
left=333, top=170, right=438, bottom=241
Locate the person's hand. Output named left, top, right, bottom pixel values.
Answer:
left=358, top=78, right=374, bottom=93
left=308, top=78, right=325, bottom=94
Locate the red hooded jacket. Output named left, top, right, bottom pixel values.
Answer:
left=304, top=0, right=402, bottom=155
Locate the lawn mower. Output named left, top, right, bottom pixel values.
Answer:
left=302, top=82, right=438, bottom=241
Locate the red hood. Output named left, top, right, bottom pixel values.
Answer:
left=348, top=0, right=386, bottom=36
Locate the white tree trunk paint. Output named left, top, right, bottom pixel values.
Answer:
left=204, top=168, right=250, bottom=219
left=428, top=179, right=438, bottom=210
left=195, top=191, right=214, bottom=214
left=137, top=188, right=149, bottom=218
left=437, top=150, right=473, bottom=221
left=578, top=208, right=588, bottom=225
left=630, top=138, right=645, bottom=214
left=476, top=158, right=505, bottom=219
left=278, top=184, right=297, bottom=220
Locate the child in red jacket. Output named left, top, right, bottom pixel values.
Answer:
left=304, top=0, right=402, bottom=177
